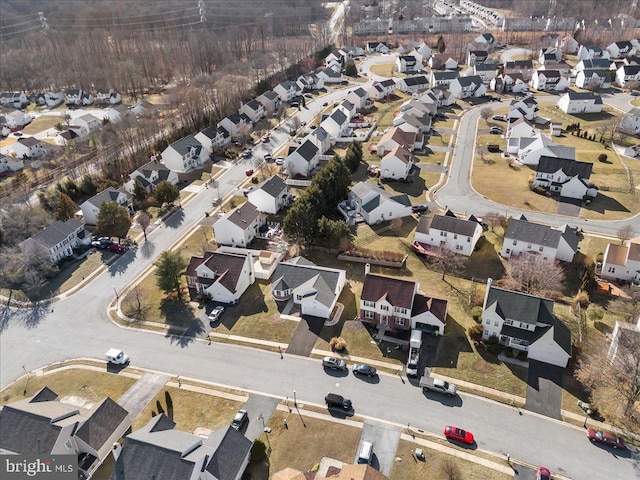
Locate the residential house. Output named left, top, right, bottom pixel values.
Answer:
left=95, top=88, right=122, bottom=105
left=326, top=50, right=344, bottom=67
left=541, top=33, right=562, bottom=49
left=558, top=35, right=579, bottom=54
left=501, top=215, right=581, bottom=262
left=213, top=202, right=267, bottom=248
left=124, top=158, right=179, bottom=194
left=539, top=61, right=572, bottom=76
left=467, top=50, right=488, bottom=67
left=35, top=91, right=64, bottom=108
left=185, top=250, right=255, bottom=303
left=601, top=238, right=640, bottom=284
left=320, top=108, right=349, bottom=138
left=9, top=137, right=46, bottom=158
left=420, top=87, right=455, bottom=107
left=247, top=175, right=291, bottom=214
left=239, top=99, right=266, bottom=123
left=345, top=181, right=412, bottom=225
left=53, top=129, right=81, bottom=147
left=517, top=133, right=575, bottom=165
left=573, top=58, right=612, bottom=73
left=72, top=113, right=101, bottom=135
left=608, top=317, right=640, bottom=362
left=539, top=47, right=563, bottom=64
left=0, top=110, right=31, bottom=130
left=414, top=42, right=432, bottom=63
left=285, top=139, right=320, bottom=177
left=380, top=146, right=414, bottom=180
left=20, top=219, right=91, bottom=263
left=218, top=112, right=252, bottom=137
left=473, top=33, right=497, bottom=49
left=318, top=64, right=344, bottom=84
left=305, top=126, right=331, bottom=154
left=504, top=60, right=535, bottom=81
left=273, top=81, right=301, bottom=102
left=367, top=41, right=390, bottom=54
left=160, top=135, right=208, bottom=173
left=481, top=279, right=572, bottom=368
left=506, top=116, right=536, bottom=140
left=376, top=125, right=424, bottom=156
left=336, top=99, right=356, bottom=121
left=0, top=91, right=28, bottom=109
left=297, top=72, right=324, bottom=91
left=346, top=87, right=373, bottom=110
left=102, top=104, right=131, bottom=123
left=393, top=105, right=433, bottom=133
left=0, top=153, right=24, bottom=173
left=65, top=89, right=93, bottom=106
left=606, top=41, right=636, bottom=59
left=368, top=79, right=397, bottom=100
left=473, top=61, right=499, bottom=83
left=616, top=64, right=640, bottom=87
left=619, top=107, right=640, bottom=133
left=429, top=54, right=458, bottom=70
left=490, top=73, right=527, bottom=93
left=623, top=145, right=640, bottom=158
left=508, top=96, right=539, bottom=121
left=533, top=156, right=596, bottom=200
left=130, top=100, right=158, bottom=117
left=429, top=70, right=459, bottom=88
left=110, top=414, right=251, bottom=480
left=396, top=75, right=430, bottom=94
left=359, top=269, right=448, bottom=334
left=80, top=188, right=133, bottom=225
left=576, top=45, right=610, bottom=61
left=575, top=69, right=611, bottom=89
left=530, top=70, right=569, bottom=92
left=271, top=257, right=346, bottom=319
left=396, top=55, right=418, bottom=73
left=449, top=75, right=487, bottom=99
left=195, top=125, right=230, bottom=153
left=557, top=91, right=603, bottom=114
left=256, top=90, right=281, bottom=115
left=414, top=210, right=483, bottom=256
left=0, top=387, right=131, bottom=479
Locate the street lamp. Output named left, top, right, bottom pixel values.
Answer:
left=293, top=390, right=297, bottom=408
left=113, top=286, right=119, bottom=301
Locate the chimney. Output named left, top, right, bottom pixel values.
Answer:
left=365, top=263, right=370, bottom=276
left=483, top=278, right=493, bottom=309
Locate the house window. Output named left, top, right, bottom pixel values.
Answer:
left=363, top=300, right=375, bottom=308
left=395, top=307, right=407, bottom=315
left=454, top=234, right=458, bottom=239
left=484, top=329, right=489, bottom=336
left=494, top=320, right=499, bottom=327
left=381, top=305, right=389, bottom=311
left=513, top=240, right=517, bottom=245
left=539, top=246, right=543, bottom=252
left=607, top=267, right=615, bottom=273
left=456, top=245, right=463, bottom=251
left=364, top=310, right=375, bottom=319
left=467, top=237, right=471, bottom=242
left=485, top=319, right=490, bottom=325
left=395, top=318, right=405, bottom=326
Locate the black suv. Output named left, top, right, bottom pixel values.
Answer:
left=325, top=393, right=352, bottom=410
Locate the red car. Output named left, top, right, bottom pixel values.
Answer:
left=107, top=243, right=126, bottom=253
left=443, top=425, right=474, bottom=445
left=233, top=141, right=242, bottom=147
left=587, top=428, right=625, bottom=449
left=536, top=466, right=551, bottom=480
left=261, top=135, right=270, bottom=143
left=245, top=169, right=254, bottom=176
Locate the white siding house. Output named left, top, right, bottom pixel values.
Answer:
left=501, top=216, right=581, bottom=263
left=414, top=211, right=483, bottom=256
left=80, top=188, right=133, bottom=225
left=601, top=238, right=640, bottom=284
left=160, top=135, right=208, bottom=173
left=19, top=219, right=91, bottom=264
left=246, top=175, right=292, bottom=214
left=380, top=146, right=414, bottom=180
left=213, top=202, right=267, bottom=248
left=557, top=91, right=603, bottom=114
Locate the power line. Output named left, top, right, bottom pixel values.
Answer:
left=0, top=19, right=40, bottom=30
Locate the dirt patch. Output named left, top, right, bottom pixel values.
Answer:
left=472, top=358, right=495, bottom=374
left=345, top=319, right=365, bottom=331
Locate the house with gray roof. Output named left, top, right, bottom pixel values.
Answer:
left=0, top=387, right=130, bottom=479
left=273, top=81, right=301, bottom=102
left=429, top=70, right=458, bottom=88
left=344, top=181, right=412, bottom=225
left=360, top=268, right=448, bottom=334
left=557, top=91, right=603, bottom=114
left=218, top=112, right=252, bottom=137
left=239, top=99, right=266, bottom=123
left=110, top=414, right=251, bottom=480
left=414, top=210, right=483, bottom=256
left=213, top=202, right=266, bottom=248
left=0, top=152, right=24, bottom=173
left=0, top=91, right=28, bottom=109
left=577, top=45, right=609, bottom=61
left=501, top=215, right=581, bottom=262
left=195, top=125, right=231, bottom=153
left=533, top=156, right=597, bottom=200
left=185, top=250, right=254, bottom=303
left=80, top=187, right=133, bottom=225
left=396, top=75, right=430, bottom=94
left=247, top=175, right=291, bottom=214
left=504, top=60, right=535, bottom=81
left=321, top=108, right=349, bottom=138
left=575, top=68, right=611, bottom=89
left=449, top=75, right=487, bottom=98
left=256, top=90, right=281, bottom=115
left=481, top=279, right=572, bottom=368
left=270, top=256, right=346, bottom=319
left=124, top=158, right=179, bottom=194
left=317, top=64, right=343, bottom=84
left=606, top=40, right=636, bottom=59
left=160, top=134, right=208, bottom=173
left=20, top=218, right=91, bottom=263
left=346, top=87, right=373, bottom=110
left=304, top=126, right=331, bottom=154
left=369, top=79, right=397, bottom=100
left=285, top=139, right=319, bottom=178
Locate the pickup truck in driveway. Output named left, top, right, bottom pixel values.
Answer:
left=419, top=371, right=457, bottom=396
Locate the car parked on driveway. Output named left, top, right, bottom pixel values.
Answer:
left=443, top=425, right=474, bottom=444
left=107, top=243, right=126, bottom=253
left=230, top=409, right=247, bottom=430
left=208, top=306, right=224, bottom=324
left=233, top=141, right=242, bottom=147
left=243, top=186, right=256, bottom=196
left=587, top=428, right=625, bottom=449
left=353, top=364, right=377, bottom=377
left=489, top=127, right=503, bottom=135
left=322, top=356, right=347, bottom=371
left=275, top=157, right=285, bottom=165
left=492, top=115, right=506, bottom=121
left=536, top=466, right=551, bottom=480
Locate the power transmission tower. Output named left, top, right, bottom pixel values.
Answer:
left=38, top=12, right=49, bottom=34
left=198, top=0, right=206, bottom=23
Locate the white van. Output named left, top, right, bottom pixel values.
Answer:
left=357, top=441, right=373, bottom=464
left=106, top=348, right=130, bottom=365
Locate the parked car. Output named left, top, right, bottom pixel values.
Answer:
left=261, top=135, right=270, bottom=143
left=492, top=115, right=506, bottom=121
left=443, top=425, right=474, bottom=444
left=631, top=91, right=640, bottom=96
left=243, top=186, right=256, bottom=196
left=230, top=409, right=248, bottom=430
left=352, top=364, right=377, bottom=377
left=300, top=121, right=306, bottom=126
left=536, top=466, right=551, bottom=480
left=489, top=127, right=503, bottom=135
left=245, top=169, right=254, bottom=176
left=310, top=125, right=317, bottom=130
left=275, top=157, right=285, bottom=165
left=412, top=204, right=429, bottom=213
left=233, top=141, right=243, bottom=147
left=586, top=428, right=625, bottom=449
left=322, top=356, right=347, bottom=371
left=322, top=102, right=329, bottom=107
left=107, top=243, right=126, bottom=253
left=208, top=306, right=224, bottom=323
left=325, top=393, right=352, bottom=410
left=242, top=150, right=252, bottom=158
left=264, top=153, right=273, bottom=162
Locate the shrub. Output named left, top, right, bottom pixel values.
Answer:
left=486, top=343, right=503, bottom=355
left=471, top=306, right=483, bottom=323
left=531, top=186, right=547, bottom=195
left=468, top=324, right=483, bottom=341
left=330, top=336, right=347, bottom=352
left=598, top=153, right=607, bottom=163
left=574, top=291, right=590, bottom=308
left=250, top=439, right=267, bottom=461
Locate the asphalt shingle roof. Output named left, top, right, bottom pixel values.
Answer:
left=361, top=273, right=416, bottom=309
left=536, top=156, right=593, bottom=179
left=25, top=219, right=82, bottom=249
left=168, top=135, right=203, bottom=156
left=75, top=398, right=129, bottom=453
left=485, top=285, right=556, bottom=326
left=258, top=175, right=287, bottom=198
left=504, top=217, right=564, bottom=248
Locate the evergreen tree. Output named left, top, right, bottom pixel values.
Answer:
left=154, top=250, right=187, bottom=294
left=54, top=193, right=78, bottom=221
left=96, top=202, right=132, bottom=241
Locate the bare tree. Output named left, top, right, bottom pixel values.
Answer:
left=137, top=212, right=151, bottom=241
left=480, top=107, right=492, bottom=122
left=502, top=253, right=565, bottom=296
left=609, top=288, right=640, bottom=323
left=432, top=245, right=468, bottom=281
left=617, top=225, right=635, bottom=245
left=439, top=457, right=462, bottom=480
left=484, top=212, right=506, bottom=232
left=122, top=285, right=150, bottom=322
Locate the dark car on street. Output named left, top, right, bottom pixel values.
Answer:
left=352, top=364, right=377, bottom=377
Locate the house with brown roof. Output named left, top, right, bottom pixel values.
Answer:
left=376, top=125, right=424, bottom=156
left=185, top=250, right=255, bottom=303
left=213, top=202, right=267, bottom=248
left=414, top=210, right=483, bottom=256
left=359, top=266, right=448, bottom=334
left=379, top=145, right=414, bottom=180
left=601, top=237, right=640, bottom=285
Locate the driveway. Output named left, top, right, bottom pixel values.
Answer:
left=356, top=420, right=401, bottom=474
left=525, top=360, right=564, bottom=420
left=238, top=393, right=281, bottom=441
left=117, top=372, right=170, bottom=418
left=285, top=316, right=324, bottom=356
left=556, top=197, right=582, bottom=217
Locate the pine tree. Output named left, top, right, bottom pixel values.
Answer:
left=54, top=193, right=78, bottom=222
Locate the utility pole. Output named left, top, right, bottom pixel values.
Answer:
left=198, top=0, right=206, bottom=23
left=38, top=12, right=49, bottom=34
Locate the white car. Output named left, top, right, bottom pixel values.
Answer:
left=275, top=157, right=285, bottom=165
left=208, top=306, right=224, bottom=323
